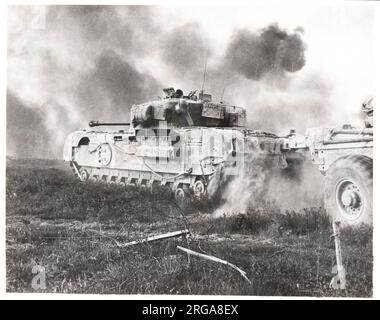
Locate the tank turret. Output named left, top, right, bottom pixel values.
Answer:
left=129, top=88, right=246, bottom=129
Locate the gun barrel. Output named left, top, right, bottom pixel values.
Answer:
left=323, top=136, right=373, bottom=144
left=332, top=128, right=373, bottom=135
left=89, top=121, right=130, bottom=127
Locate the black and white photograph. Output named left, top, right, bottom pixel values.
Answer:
left=3, top=1, right=377, bottom=300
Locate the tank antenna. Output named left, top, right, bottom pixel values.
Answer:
left=220, top=81, right=226, bottom=102
left=201, top=56, right=208, bottom=93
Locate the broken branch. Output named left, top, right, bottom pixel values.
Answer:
left=177, top=245, right=252, bottom=284
left=116, top=229, right=189, bottom=247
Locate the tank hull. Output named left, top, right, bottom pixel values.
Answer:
left=64, top=127, right=285, bottom=195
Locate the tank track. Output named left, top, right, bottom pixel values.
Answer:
left=69, top=161, right=208, bottom=198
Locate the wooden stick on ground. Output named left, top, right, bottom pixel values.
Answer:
left=177, top=245, right=252, bottom=285
left=330, top=220, right=346, bottom=289
left=115, top=229, right=189, bottom=248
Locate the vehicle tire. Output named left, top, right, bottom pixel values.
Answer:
left=193, top=180, right=206, bottom=197
left=324, top=156, right=372, bottom=226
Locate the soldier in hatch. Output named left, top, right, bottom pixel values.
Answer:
left=173, top=89, right=183, bottom=98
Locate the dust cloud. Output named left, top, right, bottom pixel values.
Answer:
left=209, top=155, right=324, bottom=217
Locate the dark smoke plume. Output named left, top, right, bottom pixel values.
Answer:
left=75, top=50, right=162, bottom=121
left=7, top=6, right=163, bottom=158
left=225, top=24, right=306, bottom=80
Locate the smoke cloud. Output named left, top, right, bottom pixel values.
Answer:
left=160, top=23, right=212, bottom=76
left=7, top=6, right=164, bottom=158
left=7, top=91, right=52, bottom=158
left=75, top=50, right=161, bottom=121
left=225, top=24, right=306, bottom=80
left=156, top=21, right=328, bottom=134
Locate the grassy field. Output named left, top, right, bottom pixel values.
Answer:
left=6, top=157, right=373, bottom=296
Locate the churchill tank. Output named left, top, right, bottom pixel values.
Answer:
left=63, top=88, right=286, bottom=198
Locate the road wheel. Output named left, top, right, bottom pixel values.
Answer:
left=174, top=187, right=185, bottom=200
left=89, top=176, right=98, bottom=182
left=118, top=180, right=127, bottom=187
left=324, top=156, right=372, bottom=226
left=193, top=180, right=206, bottom=197
left=79, top=168, right=89, bottom=181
